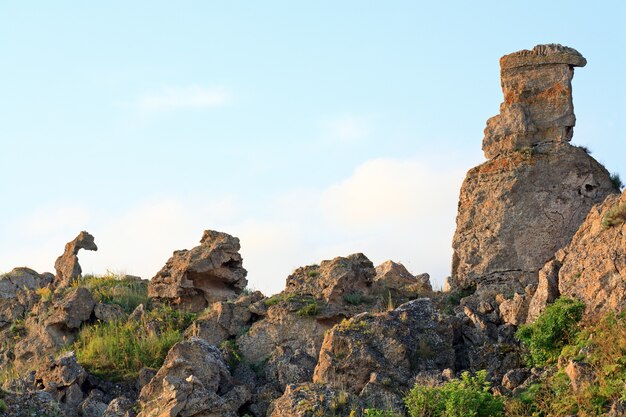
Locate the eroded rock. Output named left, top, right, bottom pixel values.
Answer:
left=54, top=231, right=98, bottom=288
left=148, top=230, right=248, bottom=312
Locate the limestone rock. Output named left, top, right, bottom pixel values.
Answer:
left=137, top=337, right=250, bottom=417
left=284, top=253, right=375, bottom=304
left=451, top=44, right=616, bottom=292
left=558, top=191, right=626, bottom=316
left=185, top=291, right=264, bottom=345
left=374, top=260, right=432, bottom=300
left=268, top=383, right=362, bottom=417
left=103, top=397, right=135, bottom=417
left=148, top=230, right=248, bottom=312
left=54, top=231, right=98, bottom=288
left=94, top=302, right=127, bottom=323
left=527, top=259, right=561, bottom=322
left=501, top=368, right=530, bottom=390
left=34, top=351, right=88, bottom=407
left=313, top=298, right=454, bottom=395
left=484, top=44, right=586, bottom=159
left=564, top=360, right=594, bottom=392
left=0, top=267, right=52, bottom=327
left=264, top=346, right=317, bottom=390
left=499, top=293, right=530, bottom=326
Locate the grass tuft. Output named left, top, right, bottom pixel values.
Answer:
left=72, top=272, right=149, bottom=313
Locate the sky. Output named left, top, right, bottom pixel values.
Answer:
left=0, top=1, right=624, bottom=295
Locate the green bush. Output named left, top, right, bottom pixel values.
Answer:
left=515, top=297, right=585, bottom=367
left=363, top=409, right=400, bottom=417
left=610, top=172, right=624, bottom=191
left=404, top=370, right=504, bottom=417
left=343, top=292, right=363, bottom=305
left=73, top=306, right=195, bottom=380
left=0, top=399, right=6, bottom=412
left=601, top=203, right=626, bottom=230
left=72, top=272, right=149, bottom=313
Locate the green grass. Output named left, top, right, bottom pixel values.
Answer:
left=73, top=306, right=195, bottom=380
left=0, top=399, right=6, bottom=412
left=72, top=272, right=149, bottom=313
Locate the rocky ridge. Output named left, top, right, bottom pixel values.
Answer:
left=0, top=44, right=623, bottom=417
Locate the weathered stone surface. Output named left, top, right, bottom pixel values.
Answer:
left=268, top=383, right=362, bottom=417
left=565, top=360, right=594, bottom=392
left=0, top=267, right=52, bottom=327
left=148, top=230, right=248, bottom=312
left=54, top=231, right=98, bottom=288
left=264, top=346, right=317, bottom=390
left=501, top=368, right=530, bottom=390
left=557, top=191, right=626, bottom=316
left=313, top=298, right=454, bottom=395
left=137, top=337, right=250, bottom=417
left=14, top=287, right=95, bottom=371
left=527, top=259, right=561, bottom=322
left=484, top=44, right=586, bottom=159
left=451, top=44, right=616, bottom=292
left=34, top=351, right=88, bottom=407
left=185, top=291, right=264, bottom=345
left=499, top=293, right=530, bottom=326
left=374, top=260, right=432, bottom=300
left=284, top=253, right=375, bottom=304
left=94, top=302, right=127, bottom=323
left=103, top=396, right=135, bottom=417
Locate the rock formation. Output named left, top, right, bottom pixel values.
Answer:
left=54, top=231, right=98, bottom=288
left=373, top=260, right=432, bottom=300
left=537, top=190, right=626, bottom=317
left=148, top=230, right=248, bottom=312
left=451, top=44, right=617, bottom=292
left=137, top=338, right=250, bottom=417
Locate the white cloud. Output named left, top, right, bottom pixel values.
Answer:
left=136, top=86, right=231, bottom=112
left=326, top=116, right=370, bottom=142
left=0, top=156, right=466, bottom=295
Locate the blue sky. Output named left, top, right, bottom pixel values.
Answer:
left=1, top=1, right=624, bottom=294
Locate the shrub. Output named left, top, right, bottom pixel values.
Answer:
left=515, top=297, right=585, bottom=367
left=363, top=409, right=400, bottom=417
left=404, top=370, right=504, bottom=417
left=343, top=292, right=363, bottom=305
left=0, top=399, right=6, bottom=412
left=297, top=300, right=319, bottom=317
left=73, top=306, right=195, bottom=380
left=610, top=172, right=624, bottom=191
left=73, top=272, right=149, bottom=313
left=601, top=202, right=626, bottom=229
left=35, top=286, right=53, bottom=302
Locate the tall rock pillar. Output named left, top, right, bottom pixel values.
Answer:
left=451, top=44, right=618, bottom=292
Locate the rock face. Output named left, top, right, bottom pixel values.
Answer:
left=451, top=44, right=617, bottom=292
left=0, top=267, right=52, bottom=328
left=556, top=191, right=626, bottom=316
left=34, top=351, right=88, bottom=409
left=284, top=253, right=375, bottom=303
left=137, top=337, right=250, bottom=417
left=54, top=231, right=98, bottom=288
left=268, top=383, right=362, bottom=417
left=313, top=299, right=454, bottom=397
left=148, top=230, right=248, bottom=312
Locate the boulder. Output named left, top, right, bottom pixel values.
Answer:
left=557, top=191, right=626, bottom=316
left=268, top=383, right=362, bottom=417
left=34, top=351, right=88, bottom=408
left=499, top=293, right=530, bottom=326
left=103, top=397, right=135, bottom=417
left=284, top=253, right=375, bottom=304
left=185, top=291, right=264, bottom=345
left=527, top=259, right=561, bottom=322
left=313, top=298, right=454, bottom=395
left=451, top=44, right=617, bottom=292
left=54, top=231, right=98, bottom=288
left=0, top=267, right=52, bottom=328
left=148, top=230, right=248, bottom=312
left=94, top=303, right=127, bottom=323
left=374, top=260, right=432, bottom=300
left=137, top=337, right=250, bottom=417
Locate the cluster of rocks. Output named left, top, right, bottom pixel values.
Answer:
left=0, top=44, right=624, bottom=417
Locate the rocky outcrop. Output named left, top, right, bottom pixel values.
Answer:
left=148, top=230, right=248, bottom=312
left=54, top=231, right=98, bottom=288
left=527, top=259, right=561, bottom=322
left=313, top=299, right=454, bottom=398
left=14, top=287, right=95, bottom=371
left=373, top=260, right=432, bottom=301
left=555, top=191, right=626, bottom=316
left=137, top=337, right=250, bottom=417
left=34, top=351, right=88, bottom=409
left=451, top=44, right=617, bottom=292
left=284, top=253, right=375, bottom=304
left=0, top=267, right=52, bottom=328
left=185, top=291, right=264, bottom=345
left=268, top=383, right=362, bottom=417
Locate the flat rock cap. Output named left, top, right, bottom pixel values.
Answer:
left=500, top=44, right=587, bottom=70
